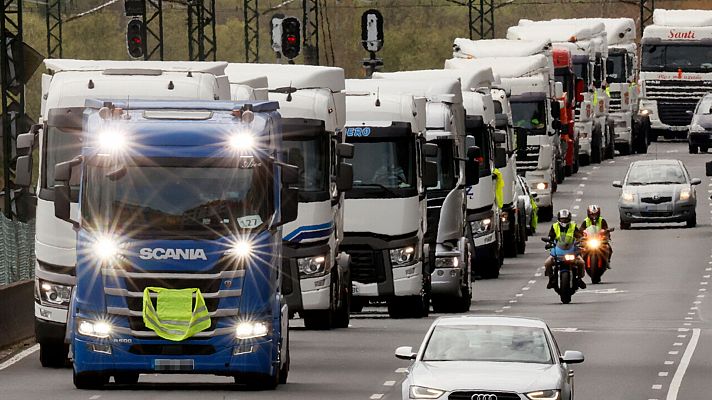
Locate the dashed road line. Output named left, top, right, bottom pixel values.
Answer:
left=370, top=394, right=384, bottom=399
left=383, top=381, right=396, bottom=387
left=666, top=329, right=702, bottom=400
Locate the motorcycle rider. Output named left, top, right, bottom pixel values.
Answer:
left=580, top=205, right=612, bottom=266
left=545, top=209, right=586, bottom=290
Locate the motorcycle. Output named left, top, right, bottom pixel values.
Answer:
left=542, top=237, right=580, bottom=304
left=581, top=226, right=614, bottom=284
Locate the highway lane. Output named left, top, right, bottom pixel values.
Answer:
left=1, top=142, right=710, bottom=400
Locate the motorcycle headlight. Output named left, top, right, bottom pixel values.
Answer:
left=390, top=246, right=417, bottom=267
left=297, top=255, right=329, bottom=278
left=588, top=238, right=601, bottom=249
left=77, top=319, right=113, bottom=339
left=470, top=217, right=493, bottom=236
left=434, top=257, right=458, bottom=269
left=527, top=390, right=561, bottom=400
left=564, top=254, right=576, bottom=261
left=37, top=279, right=72, bottom=308
left=621, top=192, right=635, bottom=203
left=680, top=189, right=692, bottom=201
left=235, top=320, right=269, bottom=340
left=409, top=385, right=445, bottom=399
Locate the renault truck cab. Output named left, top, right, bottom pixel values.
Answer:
left=225, top=64, right=353, bottom=330
left=21, top=60, right=231, bottom=368
left=343, top=82, right=438, bottom=318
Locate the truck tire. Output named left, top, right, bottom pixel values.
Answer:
left=516, top=210, right=527, bottom=254
left=591, top=130, right=602, bottom=164
left=579, top=154, right=590, bottom=167
left=73, top=369, right=109, bottom=390
left=332, top=276, right=351, bottom=329
left=503, top=229, right=517, bottom=258
left=689, top=143, right=699, bottom=154
left=39, top=343, right=69, bottom=368
left=538, top=205, right=553, bottom=222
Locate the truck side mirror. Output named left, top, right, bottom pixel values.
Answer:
left=550, top=101, right=561, bottom=120
left=423, top=161, right=438, bottom=189
left=551, top=119, right=562, bottom=133
left=467, top=145, right=481, bottom=160
left=575, top=79, right=585, bottom=103
left=54, top=184, right=72, bottom=222
left=279, top=187, right=299, bottom=225
left=336, top=142, right=355, bottom=159
left=281, top=163, right=299, bottom=185
left=493, top=131, right=506, bottom=144
left=15, top=156, right=33, bottom=187
left=336, top=162, right=353, bottom=192
left=465, top=146, right=481, bottom=186
left=16, top=132, right=36, bottom=152
left=494, top=147, right=507, bottom=169
left=422, top=143, right=438, bottom=158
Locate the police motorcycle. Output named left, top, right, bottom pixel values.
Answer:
left=581, top=225, right=614, bottom=284
left=541, top=237, right=581, bottom=304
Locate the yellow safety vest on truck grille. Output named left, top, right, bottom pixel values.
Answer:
left=142, top=287, right=211, bottom=341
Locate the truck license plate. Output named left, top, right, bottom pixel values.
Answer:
left=154, top=359, right=194, bottom=371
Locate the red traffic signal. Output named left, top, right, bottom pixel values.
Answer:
left=126, top=18, right=145, bottom=59
left=281, top=17, right=301, bottom=60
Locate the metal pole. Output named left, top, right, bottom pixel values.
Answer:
left=244, top=0, right=259, bottom=63
left=187, top=0, right=215, bottom=61
left=45, top=0, right=62, bottom=58
left=302, top=0, right=319, bottom=65
left=144, top=0, right=163, bottom=60
left=640, top=0, right=655, bottom=34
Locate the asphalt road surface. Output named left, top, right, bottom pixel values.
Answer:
left=1, top=141, right=710, bottom=400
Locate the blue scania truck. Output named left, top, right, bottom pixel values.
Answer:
left=52, top=99, right=296, bottom=389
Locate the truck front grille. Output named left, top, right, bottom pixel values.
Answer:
left=516, top=145, right=540, bottom=173
left=644, top=79, right=712, bottom=126
left=657, top=100, right=696, bottom=126
left=609, top=91, right=622, bottom=112
left=346, top=249, right=386, bottom=284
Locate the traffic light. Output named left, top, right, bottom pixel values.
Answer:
left=126, top=18, right=145, bottom=59
left=361, top=9, right=384, bottom=53
left=281, top=17, right=301, bottom=60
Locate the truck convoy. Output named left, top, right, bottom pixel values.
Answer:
left=52, top=99, right=294, bottom=389
left=22, top=60, right=231, bottom=368
left=225, top=64, right=353, bottom=330
left=640, top=9, right=712, bottom=141
left=446, top=54, right=558, bottom=222
left=342, top=81, right=438, bottom=317
left=509, top=21, right=614, bottom=165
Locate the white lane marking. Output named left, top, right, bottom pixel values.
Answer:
left=668, top=351, right=679, bottom=355
left=89, top=396, right=101, bottom=400
left=0, top=344, right=39, bottom=371
left=529, top=280, right=537, bottom=284
left=551, top=327, right=582, bottom=333
left=384, top=381, right=396, bottom=387
left=699, top=288, right=707, bottom=292
left=659, top=372, right=669, bottom=377
left=395, top=368, right=408, bottom=374
left=690, top=307, right=698, bottom=310
left=582, top=177, right=589, bottom=180
left=579, top=183, right=586, bottom=187
left=701, top=282, right=708, bottom=285
left=535, top=272, right=543, bottom=277
left=609, top=161, right=615, bottom=164
left=677, top=335, right=687, bottom=338
left=678, top=328, right=689, bottom=332
left=503, top=306, right=511, bottom=309
left=515, top=293, right=523, bottom=297
left=703, top=275, right=710, bottom=278
left=573, top=205, right=580, bottom=210
left=666, top=328, right=702, bottom=400
left=495, top=309, right=504, bottom=313
left=685, top=317, right=693, bottom=320
left=694, top=301, right=702, bottom=305
left=522, top=287, right=530, bottom=291
left=653, top=384, right=663, bottom=390
left=593, top=166, right=600, bottom=169
left=575, top=198, right=582, bottom=202
left=576, top=191, right=584, bottom=195
left=674, top=343, right=683, bottom=346
left=706, top=267, right=712, bottom=271
left=684, top=323, right=692, bottom=326
left=698, top=294, right=706, bottom=298
left=665, top=361, right=675, bottom=365
left=370, top=394, right=384, bottom=399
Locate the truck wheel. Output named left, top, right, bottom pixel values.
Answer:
left=517, top=212, right=527, bottom=254
left=538, top=206, right=553, bottom=222
left=503, top=229, right=517, bottom=258
left=114, top=373, right=140, bottom=385
left=39, top=342, right=69, bottom=368
left=332, top=277, right=351, bottom=329
left=689, top=143, right=699, bottom=154
left=564, top=164, right=573, bottom=177
left=73, top=369, right=109, bottom=390
left=701, top=146, right=709, bottom=153
left=579, top=154, right=590, bottom=166
left=279, top=330, right=290, bottom=384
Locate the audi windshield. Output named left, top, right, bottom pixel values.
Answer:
left=82, top=156, right=273, bottom=238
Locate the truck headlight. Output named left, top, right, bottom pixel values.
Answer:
left=390, top=246, right=417, bottom=267
left=536, top=182, right=548, bottom=190
left=297, top=255, right=329, bottom=278
left=226, top=239, right=253, bottom=260
left=229, top=132, right=255, bottom=151
left=409, top=385, right=445, bottom=399
left=639, top=109, right=650, bottom=116
left=77, top=319, right=113, bottom=339
left=434, top=257, right=458, bottom=269
left=92, top=234, right=123, bottom=263
left=527, top=389, right=560, bottom=400
left=235, top=320, right=269, bottom=340
left=680, top=189, right=692, bottom=201
left=38, top=280, right=72, bottom=308
left=470, top=217, right=493, bottom=236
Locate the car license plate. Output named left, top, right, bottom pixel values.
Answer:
left=154, top=359, right=194, bottom=371
left=646, top=204, right=671, bottom=212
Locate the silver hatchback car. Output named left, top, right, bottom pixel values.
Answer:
left=613, top=159, right=700, bottom=229
left=395, top=316, right=584, bottom=400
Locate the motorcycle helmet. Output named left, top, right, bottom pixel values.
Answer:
left=587, top=205, right=600, bottom=222
left=557, top=209, right=572, bottom=229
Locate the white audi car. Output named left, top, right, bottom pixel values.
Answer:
left=395, top=316, right=583, bottom=400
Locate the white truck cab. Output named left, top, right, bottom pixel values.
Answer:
left=343, top=81, right=438, bottom=318
left=225, top=63, right=353, bottom=330
left=447, top=55, right=557, bottom=222
left=640, top=9, right=712, bottom=140
left=28, top=59, right=231, bottom=367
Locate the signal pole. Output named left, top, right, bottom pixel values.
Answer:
left=302, top=0, right=319, bottom=65
left=45, top=0, right=62, bottom=58
left=144, top=0, right=164, bottom=60
left=187, top=0, right=216, bottom=61
left=244, top=0, right=259, bottom=63
left=469, top=0, right=494, bottom=40
left=640, top=0, right=655, bottom=34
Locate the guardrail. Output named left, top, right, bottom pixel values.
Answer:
left=0, top=214, right=35, bottom=286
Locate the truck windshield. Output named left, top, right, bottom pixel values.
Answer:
left=427, top=139, right=458, bottom=191
left=572, top=62, right=589, bottom=86
left=511, top=101, right=547, bottom=133
left=43, top=126, right=83, bottom=190
left=350, top=137, right=416, bottom=194
left=555, top=69, right=575, bottom=104
left=607, top=53, right=627, bottom=83
left=82, top=157, right=273, bottom=238
left=468, top=129, right=492, bottom=178
left=282, top=136, right=330, bottom=198
left=642, top=44, right=712, bottom=72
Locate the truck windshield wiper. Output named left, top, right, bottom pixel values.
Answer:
left=356, top=182, right=400, bottom=197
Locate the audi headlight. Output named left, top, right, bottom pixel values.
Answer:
left=235, top=320, right=269, bottom=340
left=390, top=246, right=417, bottom=267
left=470, top=217, right=493, bottom=236
left=527, top=389, right=561, bottom=400
left=621, top=192, right=635, bottom=203
left=77, top=319, right=113, bottom=339
left=680, top=189, right=692, bottom=201
left=38, top=280, right=72, bottom=308
left=434, top=257, right=458, bottom=269
left=409, top=385, right=445, bottom=399
left=297, top=255, right=329, bottom=278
